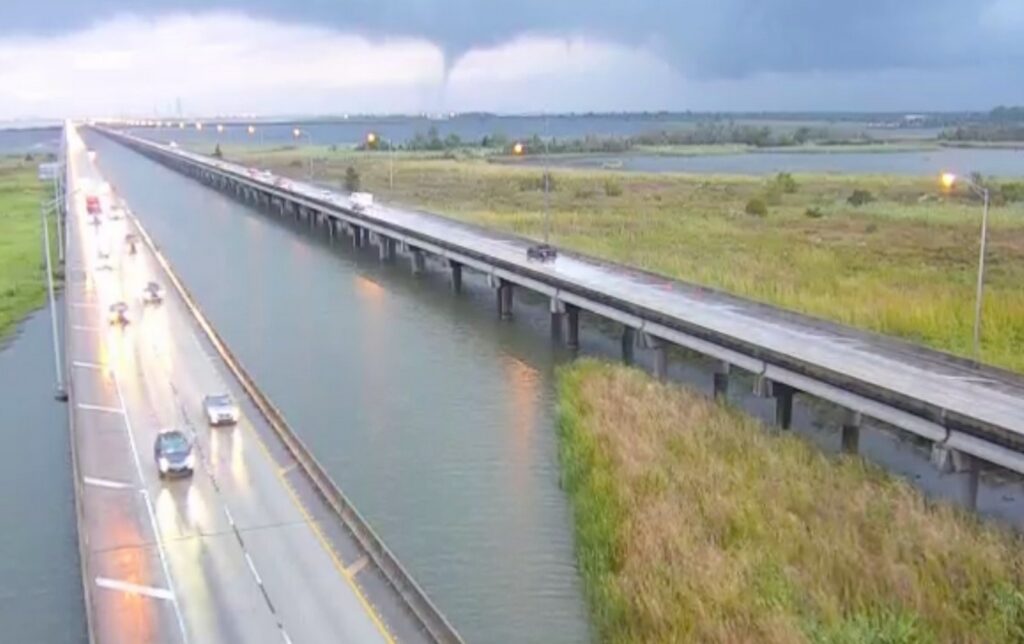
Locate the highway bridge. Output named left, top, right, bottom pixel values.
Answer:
left=95, top=124, right=1024, bottom=515
left=63, top=125, right=460, bottom=643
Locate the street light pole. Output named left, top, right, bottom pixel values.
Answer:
left=973, top=186, right=990, bottom=357
left=941, top=171, right=990, bottom=358
left=293, top=128, right=314, bottom=181
left=41, top=201, right=66, bottom=400
left=543, top=115, right=551, bottom=245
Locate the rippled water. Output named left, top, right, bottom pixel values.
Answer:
left=0, top=304, right=87, bottom=643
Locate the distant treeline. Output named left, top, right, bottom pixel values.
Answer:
left=940, top=124, right=1024, bottom=142
left=373, top=122, right=853, bottom=154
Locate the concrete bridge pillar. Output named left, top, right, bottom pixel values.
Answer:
left=497, top=280, right=513, bottom=319
left=379, top=237, right=395, bottom=261
left=931, top=445, right=981, bottom=511
left=352, top=225, right=364, bottom=248
left=713, top=362, right=730, bottom=402
left=841, top=410, right=862, bottom=454
left=640, top=333, right=667, bottom=381
left=773, top=382, right=795, bottom=430
left=449, top=261, right=463, bottom=293
left=410, top=248, right=426, bottom=275
left=621, top=327, right=636, bottom=366
left=565, top=304, right=580, bottom=349
left=549, top=298, right=566, bottom=340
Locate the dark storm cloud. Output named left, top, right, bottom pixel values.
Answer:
left=5, top=0, right=1022, bottom=78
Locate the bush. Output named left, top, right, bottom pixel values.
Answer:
left=773, top=172, right=799, bottom=194
left=804, top=207, right=825, bottom=219
left=745, top=197, right=768, bottom=217
left=848, top=189, right=874, bottom=206
left=604, top=179, right=623, bottom=197
left=344, top=166, right=360, bottom=192
left=763, top=186, right=783, bottom=206
left=212, top=144, right=223, bottom=159
left=1001, top=182, right=1024, bottom=203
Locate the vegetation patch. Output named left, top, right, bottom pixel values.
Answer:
left=0, top=158, right=47, bottom=341
left=558, top=359, right=1024, bottom=643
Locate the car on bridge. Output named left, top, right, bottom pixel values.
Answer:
left=85, top=194, right=102, bottom=215
left=202, top=393, right=240, bottom=426
left=96, top=239, right=114, bottom=270
left=108, top=301, right=131, bottom=326
left=108, top=204, right=125, bottom=220
left=153, top=429, right=195, bottom=478
left=141, top=281, right=164, bottom=305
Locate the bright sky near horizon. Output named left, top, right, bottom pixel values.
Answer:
left=1, top=1, right=1022, bottom=118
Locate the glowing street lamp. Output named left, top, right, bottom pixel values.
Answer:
left=195, top=121, right=203, bottom=131
left=247, top=125, right=256, bottom=135
left=293, top=128, right=314, bottom=180
left=178, top=122, right=185, bottom=130
left=940, top=171, right=991, bottom=358
left=512, top=141, right=524, bottom=156
left=366, top=132, right=394, bottom=190
left=216, top=124, right=224, bottom=133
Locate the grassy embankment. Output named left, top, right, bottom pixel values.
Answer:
left=559, top=359, right=1024, bottom=643
left=0, top=157, right=47, bottom=342
left=216, top=144, right=1024, bottom=373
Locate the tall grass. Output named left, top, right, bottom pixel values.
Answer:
left=559, top=360, right=1024, bottom=643
left=227, top=148, right=1024, bottom=373
left=0, top=159, right=46, bottom=341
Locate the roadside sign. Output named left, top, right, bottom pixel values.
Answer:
left=38, top=162, right=60, bottom=181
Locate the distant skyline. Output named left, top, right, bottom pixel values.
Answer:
left=1, top=2, right=1022, bottom=119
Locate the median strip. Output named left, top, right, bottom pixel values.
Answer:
left=95, top=577, right=174, bottom=601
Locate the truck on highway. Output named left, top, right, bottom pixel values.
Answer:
left=86, top=194, right=102, bottom=215
left=350, top=192, right=373, bottom=212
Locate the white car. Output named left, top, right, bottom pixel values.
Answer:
left=108, top=206, right=125, bottom=221
left=202, top=394, right=239, bottom=426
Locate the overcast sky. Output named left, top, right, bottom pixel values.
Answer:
left=2, top=0, right=1022, bottom=119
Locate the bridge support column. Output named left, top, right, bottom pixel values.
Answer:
left=549, top=298, right=565, bottom=340
left=379, top=237, right=395, bottom=261
left=497, top=280, right=513, bottom=319
left=962, top=454, right=980, bottom=512
left=931, top=446, right=980, bottom=511
left=410, top=248, right=426, bottom=275
left=352, top=225, right=364, bottom=248
left=640, top=334, right=668, bottom=381
left=841, top=410, right=862, bottom=454
left=713, top=362, right=730, bottom=402
left=621, top=327, right=636, bottom=366
left=565, top=304, right=580, bottom=349
left=449, top=261, right=463, bottom=293
left=773, top=383, right=795, bottom=430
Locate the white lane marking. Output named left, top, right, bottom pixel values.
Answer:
left=95, top=577, right=174, bottom=601
left=244, top=552, right=263, bottom=586
left=112, top=375, right=190, bottom=644
left=223, top=506, right=236, bottom=527
left=69, top=302, right=97, bottom=309
left=281, top=630, right=294, bottom=644
left=72, top=325, right=101, bottom=332
left=77, top=403, right=124, bottom=414
left=83, top=476, right=133, bottom=490
left=72, top=360, right=104, bottom=370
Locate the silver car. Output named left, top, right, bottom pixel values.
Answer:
left=154, top=429, right=195, bottom=478
left=202, top=394, right=239, bottom=426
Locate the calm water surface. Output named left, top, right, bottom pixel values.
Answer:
left=0, top=305, right=87, bottom=643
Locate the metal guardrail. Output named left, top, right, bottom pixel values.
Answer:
left=63, top=134, right=99, bottom=644
left=128, top=195, right=463, bottom=644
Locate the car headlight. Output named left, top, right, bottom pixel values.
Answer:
left=185, top=453, right=195, bottom=469
left=158, top=457, right=169, bottom=472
